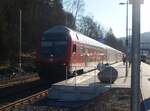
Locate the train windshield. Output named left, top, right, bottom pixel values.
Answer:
left=40, top=33, right=68, bottom=58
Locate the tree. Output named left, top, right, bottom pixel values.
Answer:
left=104, top=28, right=125, bottom=52
left=77, top=15, right=104, bottom=40
left=63, top=0, right=85, bottom=28
left=0, top=0, right=68, bottom=63
left=117, top=39, right=125, bottom=52
left=64, top=11, right=76, bottom=29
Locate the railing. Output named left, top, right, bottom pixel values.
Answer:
left=63, top=62, right=129, bottom=89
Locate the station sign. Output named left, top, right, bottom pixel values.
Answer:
left=129, top=0, right=144, bottom=4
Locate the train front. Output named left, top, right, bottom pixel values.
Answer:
left=36, top=27, right=71, bottom=82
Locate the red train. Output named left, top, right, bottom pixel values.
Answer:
left=35, top=26, right=123, bottom=82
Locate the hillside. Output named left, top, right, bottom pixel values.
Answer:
left=119, top=32, right=150, bottom=45
left=141, top=32, right=150, bottom=42
left=118, top=32, right=150, bottom=55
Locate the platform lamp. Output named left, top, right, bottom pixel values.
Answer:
left=119, top=0, right=129, bottom=77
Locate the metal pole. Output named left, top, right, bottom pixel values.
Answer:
left=65, top=65, right=68, bottom=84
left=129, top=28, right=132, bottom=49
left=125, top=0, right=129, bottom=77
left=66, top=13, right=67, bottom=25
left=19, top=9, right=22, bottom=70
left=131, top=0, right=141, bottom=110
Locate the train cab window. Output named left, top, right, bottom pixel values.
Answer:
left=41, top=33, right=68, bottom=58
left=72, top=44, right=77, bottom=53
left=54, top=41, right=67, bottom=45
left=41, top=41, right=52, bottom=47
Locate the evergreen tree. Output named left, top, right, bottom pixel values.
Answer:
left=0, top=0, right=70, bottom=63
left=104, top=28, right=125, bottom=52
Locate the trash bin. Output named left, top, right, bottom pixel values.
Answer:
left=98, top=66, right=118, bottom=83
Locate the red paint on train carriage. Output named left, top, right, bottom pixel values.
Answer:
left=35, top=26, right=123, bottom=81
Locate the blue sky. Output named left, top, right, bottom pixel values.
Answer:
left=84, top=0, right=150, bottom=38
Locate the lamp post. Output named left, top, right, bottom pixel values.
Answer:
left=128, top=28, right=132, bottom=50
left=119, top=0, right=129, bottom=77
left=19, top=9, right=22, bottom=70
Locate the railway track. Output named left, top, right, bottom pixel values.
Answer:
left=0, top=74, right=40, bottom=89
left=0, top=79, right=51, bottom=107
left=0, top=90, right=48, bottom=111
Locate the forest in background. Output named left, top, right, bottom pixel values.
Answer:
left=0, top=0, right=125, bottom=64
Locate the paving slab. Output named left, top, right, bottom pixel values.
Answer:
left=140, top=63, right=150, bottom=111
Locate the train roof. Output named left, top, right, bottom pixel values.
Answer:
left=45, top=26, right=70, bottom=34
left=45, top=26, right=122, bottom=53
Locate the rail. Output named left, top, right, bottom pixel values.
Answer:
left=0, top=74, right=39, bottom=88
left=0, top=90, right=48, bottom=111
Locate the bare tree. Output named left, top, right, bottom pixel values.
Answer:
left=63, top=0, right=84, bottom=27
left=77, top=15, right=104, bottom=40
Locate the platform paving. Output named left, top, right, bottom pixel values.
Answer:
left=48, top=62, right=131, bottom=102
left=46, top=62, right=150, bottom=110
left=140, top=63, right=150, bottom=111
left=113, top=62, right=150, bottom=111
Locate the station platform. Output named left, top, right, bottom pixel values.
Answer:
left=47, top=62, right=150, bottom=110
left=48, top=62, right=130, bottom=102
left=140, top=63, right=150, bottom=111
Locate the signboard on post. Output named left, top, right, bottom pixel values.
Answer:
left=129, top=0, right=144, bottom=4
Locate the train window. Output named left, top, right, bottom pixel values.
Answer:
left=43, top=33, right=68, bottom=41
left=72, top=44, right=77, bottom=53
left=80, top=47, right=85, bottom=56
left=54, top=41, right=67, bottom=45
left=41, top=41, right=52, bottom=47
